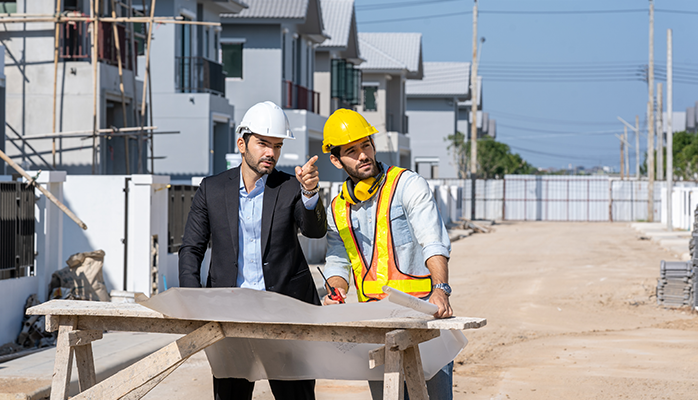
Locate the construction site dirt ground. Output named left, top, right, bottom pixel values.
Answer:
left=143, top=221, right=698, bottom=399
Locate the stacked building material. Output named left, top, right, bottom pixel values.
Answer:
left=656, top=261, right=694, bottom=307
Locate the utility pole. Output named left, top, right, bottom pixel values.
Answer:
left=469, top=0, right=478, bottom=220
left=667, top=28, right=674, bottom=231
left=625, top=129, right=630, bottom=180
left=621, top=126, right=626, bottom=179
left=635, top=115, right=640, bottom=179
left=657, top=82, right=663, bottom=181
left=647, top=0, right=655, bottom=222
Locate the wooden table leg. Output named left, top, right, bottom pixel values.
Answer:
left=71, top=321, right=224, bottom=400
left=403, top=345, right=428, bottom=400
left=74, top=343, right=97, bottom=391
left=50, top=316, right=77, bottom=400
left=383, top=347, right=404, bottom=400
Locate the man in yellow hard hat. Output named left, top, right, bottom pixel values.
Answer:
left=320, top=109, right=454, bottom=400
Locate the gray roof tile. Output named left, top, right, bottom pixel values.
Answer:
left=406, top=62, right=470, bottom=97
left=358, top=32, right=421, bottom=74
left=318, top=0, right=353, bottom=48
left=221, top=0, right=308, bottom=19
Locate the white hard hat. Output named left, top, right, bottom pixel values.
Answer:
left=236, top=101, right=294, bottom=140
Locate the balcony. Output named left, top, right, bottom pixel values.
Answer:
left=283, top=81, right=320, bottom=114
left=176, top=57, right=226, bottom=96
left=59, top=19, right=136, bottom=71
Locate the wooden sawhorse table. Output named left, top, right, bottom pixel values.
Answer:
left=27, top=300, right=486, bottom=400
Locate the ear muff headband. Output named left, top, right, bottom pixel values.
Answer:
left=340, top=168, right=386, bottom=205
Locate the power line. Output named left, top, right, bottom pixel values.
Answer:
left=488, top=110, right=620, bottom=126
left=359, top=11, right=471, bottom=24
left=359, top=8, right=698, bottom=24
left=356, top=0, right=459, bottom=11
left=508, top=145, right=617, bottom=161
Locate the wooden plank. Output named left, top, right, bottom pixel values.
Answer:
left=71, top=322, right=224, bottom=400
left=68, top=330, right=103, bottom=347
left=50, top=316, right=77, bottom=400
left=383, top=347, right=404, bottom=400
left=74, top=343, right=97, bottom=392
left=402, top=346, right=428, bottom=400
left=119, top=358, right=186, bottom=400
left=369, top=346, right=385, bottom=369
left=386, top=330, right=440, bottom=351
left=28, top=300, right=486, bottom=331
left=221, top=322, right=394, bottom=344
left=78, top=316, right=206, bottom=335
left=27, top=300, right=166, bottom=319
left=46, top=315, right=60, bottom=332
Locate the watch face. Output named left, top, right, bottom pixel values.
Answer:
left=435, top=283, right=451, bottom=296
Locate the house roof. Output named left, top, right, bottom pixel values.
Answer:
left=406, top=62, right=470, bottom=98
left=220, top=0, right=328, bottom=42
left=221, top=0, right=308, bottom=18
left=358, top=32, right=423, bottom=79
left=317, top=0, right=353, bottom=48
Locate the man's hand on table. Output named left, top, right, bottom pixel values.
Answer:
left=429, top=289, right=453, bottom=318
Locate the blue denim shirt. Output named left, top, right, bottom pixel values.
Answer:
left=324, top=163, right=451, bottom=284
left=237, top=170, right=318, bottom=290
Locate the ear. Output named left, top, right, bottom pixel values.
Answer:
left=236, top=136, right=246, bottom=154
left=329, top=154, right=344, bottom=170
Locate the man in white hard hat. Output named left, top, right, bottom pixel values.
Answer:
left=179, top=101, right=326, bottom=400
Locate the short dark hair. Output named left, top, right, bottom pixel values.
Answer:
left=330, top=145, right=342, bottom=159
left=242, top=132, right=252, bottom=147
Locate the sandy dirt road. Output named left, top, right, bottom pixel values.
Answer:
left=145, top=221, right=697, bottom=399
left=452, top=222, right=697, bottom=399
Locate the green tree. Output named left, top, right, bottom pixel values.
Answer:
left=446, top=133, right=535, bottom=179
left=642, top=130, right=698, bottom=180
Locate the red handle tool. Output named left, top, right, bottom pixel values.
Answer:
left=316, top=267, right=345, bottom=303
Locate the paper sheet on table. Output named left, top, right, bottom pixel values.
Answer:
left=139, top=287, right=467, bottom=381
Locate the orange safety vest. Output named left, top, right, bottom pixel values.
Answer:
left=331, top=166, right=432, bottom=302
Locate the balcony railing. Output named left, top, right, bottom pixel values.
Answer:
left=59, top=18, right=136, bottom=71
left=176, top=57, right=226, bottom=96
left=283, top=80, right=320, bottom=114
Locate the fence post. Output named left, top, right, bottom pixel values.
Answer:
left=502, top=177, right=506, bottom=221
left=609, top=179, right=613, bottom=222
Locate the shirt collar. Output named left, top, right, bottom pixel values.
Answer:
left=239, top=168, right=269, bottom=195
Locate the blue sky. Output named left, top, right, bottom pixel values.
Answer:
left=354, top=0, right=698, bottom=171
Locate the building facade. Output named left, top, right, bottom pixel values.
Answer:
left=356, top=32, right=423, bottom=169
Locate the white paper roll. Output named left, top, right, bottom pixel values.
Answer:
left=383, top=286, right=438, bottom=315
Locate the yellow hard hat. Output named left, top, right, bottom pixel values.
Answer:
left=322, top=109, right=378, bottom=153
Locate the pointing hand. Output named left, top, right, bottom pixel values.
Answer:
left=295, top=155, right=319, bottom=195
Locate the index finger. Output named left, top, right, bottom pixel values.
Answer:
left=303, top=155, right=319, bottom=169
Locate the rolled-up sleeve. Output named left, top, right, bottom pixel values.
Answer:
left=323, top=203, right=353, bottom=283
left=400, top=174, right=451, bottom=261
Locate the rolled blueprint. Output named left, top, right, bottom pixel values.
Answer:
left=383, top=286, right=438, bottom=315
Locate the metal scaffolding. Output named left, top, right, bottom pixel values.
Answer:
left=0, top=0, right=220, bottom=174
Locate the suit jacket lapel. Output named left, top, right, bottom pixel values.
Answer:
left=225, top=167, right=240, bottom=263
left=261, top=170, right=280, bottom=258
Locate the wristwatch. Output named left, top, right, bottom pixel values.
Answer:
left=432, top=283, right=452, bottom=297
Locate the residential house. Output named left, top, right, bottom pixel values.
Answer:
left=0, top=44, right=4, bottom=174
left=220, top=0, right=330, bottom=177
left=314, top=0, right=362, bottom=117
left=356, top=32, right=423, bottom=168
left=406, top=62, right=471, bottom=179
left=456, top=76, right=495, bottom=140
left=313, top=0, right=362, bottom=181
left=2, top=0, right=146, bottom=174
left=145, top=0, right=246, bottom=182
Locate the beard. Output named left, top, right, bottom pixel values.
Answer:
left=243, top=151, right=276, bottom=175
left=342, top=157, right=380, bottom=181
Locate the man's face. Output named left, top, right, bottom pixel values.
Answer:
left=331, top=137, right=380, bottom=181
left=238, top=134, right=284, bottom=176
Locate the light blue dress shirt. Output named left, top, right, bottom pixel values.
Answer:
left=324, top=163, right=451, bottom=284
left=236, top=170, right=319, bottom=290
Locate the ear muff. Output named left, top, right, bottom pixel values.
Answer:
left=340, top=168, right=386, bottom=205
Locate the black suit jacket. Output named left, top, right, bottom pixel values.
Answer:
left=178, top=166, right=326, bottom=305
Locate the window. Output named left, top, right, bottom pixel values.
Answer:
left=331, top=59, right=361, bottom=105
left=363, top=86, right=378, bottom=112
left=222, top=43, right=243, bottom=78
left=0, top=0, right=16, bottom=13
